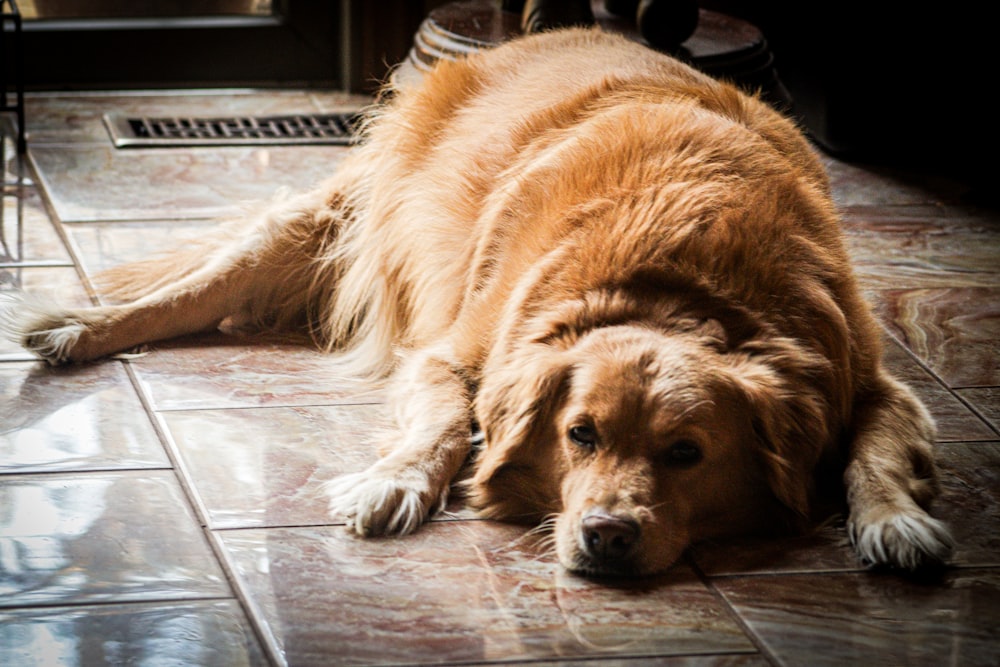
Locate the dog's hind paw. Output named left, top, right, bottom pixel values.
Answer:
left=848, top=506, right=954, bottom=572
left=0, top=292, right=88, bottom=365
left=324, top=467, right=447, bottom=537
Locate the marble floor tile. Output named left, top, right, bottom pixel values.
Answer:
left=25, top=89, right=371, bottom=145
left=0, top=599, right=268, bottom=667
left=0, top=470, right=230, bottom=606
left=6, top=85, right=1000, bottom=667
left=881, top=337, right=997, bottom=442
left=689, top=524, right=859, bottom=578
left=935, top=442, right=1000, bottom=567
left=126, top=332, right=381, bottom=411
left=64, top=219, right=226, bottom=278
left=714, top=568, right=1000, bottom=667
left=822, top=157, right=974, bottom=208
left=309, top=90, right=377, bottom=115
left=527, top=658, right=769, bottom=667
left=0, top=188, right=74, bottom=267
left=159, top=404, right=385, bottom=529
left=30, top=144, right=351, bottom=222
left=0, top=361, right=169, bottom=474
left=843, top=208, right=1000, bottom=289
left=871, top=287, right=1000, bottom=388
left=691, top=441, right=996, bottom=576
left=0, top=265, right=93, bottom=303
left=216, top=523, right=757, bottom=667
left=955, top=387, right=1000, bottom=434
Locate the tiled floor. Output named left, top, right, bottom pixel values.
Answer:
left=0, top=85, right=997, bottom=667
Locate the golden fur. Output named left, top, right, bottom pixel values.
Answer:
left=2, top=29, right=952, bottom=576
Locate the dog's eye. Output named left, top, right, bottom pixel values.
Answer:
left=568, top=425, right=598, bottom=449
left=663, top=440, right=703, bottom=466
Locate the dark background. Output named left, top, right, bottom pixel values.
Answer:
left=6, top=0, right=992, bottom=184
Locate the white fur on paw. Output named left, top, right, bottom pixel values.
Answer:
left=0, top=292, right=84, bottom=365
left=24, top=323, right=87, bottom=365
left=849, top=509, right=954, bottom=571
left=324, top=468, right=445, bottom=537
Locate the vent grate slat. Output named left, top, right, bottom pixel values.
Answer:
left=104, top=112, right=364, bottom=148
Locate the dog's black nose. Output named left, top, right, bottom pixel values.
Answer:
left=581, top=510, right=639, bottom=561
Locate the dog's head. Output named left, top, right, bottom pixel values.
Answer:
left=469, top=296, right=831, bottom=576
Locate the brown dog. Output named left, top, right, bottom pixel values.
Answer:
left=3, top=28, right=952, bottom=576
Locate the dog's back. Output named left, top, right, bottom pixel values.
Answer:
left=326, top=28, right=834, bottom=373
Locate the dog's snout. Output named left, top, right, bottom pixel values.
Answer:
left=581, top=510, right=639, bottom=562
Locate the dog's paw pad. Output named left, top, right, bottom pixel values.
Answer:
left=849, top=508, right=954, bottom=571
left=324, top=470, right=441, bottom=537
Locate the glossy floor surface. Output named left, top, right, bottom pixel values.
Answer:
left=1, top=85, right=998, bottom=666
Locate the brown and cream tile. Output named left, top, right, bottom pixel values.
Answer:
left=63, top=219, right=223, bottom=278
left=127, top=332, right=381, bottom=411
left=934, top=441, right=1000, bottom=567
left=0, top=600, right=268, bottom=667
left=881, top=337, right=997, bottom=442
left=0, top=188, right=73, bottom=267
left=0, top=471, right=230, bottom=606
left=870, top=287, right=1000, bottom=388
left=0, top=361, right=168, bottom=474
left=955, top=387, right=1000, bottom=435
left=714, top=568, right=1000, bottom=666
left=30, top=144, right=351, bottom=223
left=159, top=404, right=386, bottom=529
left=843, top=208, right=1000, bottom=289
left=216, top=522, right=756, bottom=667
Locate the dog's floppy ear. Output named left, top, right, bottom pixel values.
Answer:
left=729, top=338, right=832, bottom=520
left=467, top=345, right=571, bottom=519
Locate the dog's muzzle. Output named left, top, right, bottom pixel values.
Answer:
left=578, top=508, right=640, bottom=572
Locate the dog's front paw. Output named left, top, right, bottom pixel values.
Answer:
left=848, top=504, right=954, bottom=571
left=324, top=466, right=448, bottom=536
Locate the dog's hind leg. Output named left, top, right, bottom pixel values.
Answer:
left=844, top=372, right=954, bottom=571
left=324, top=341, right=474, bottom=535
left=1, top=189, right=345, bottom=364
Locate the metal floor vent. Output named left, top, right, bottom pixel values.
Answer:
left=104, top=111, right=362, bottom=148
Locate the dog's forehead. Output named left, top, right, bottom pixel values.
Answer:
left=567, top=328, right=723, bottom=422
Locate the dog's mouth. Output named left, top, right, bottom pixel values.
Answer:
left=566, top=556, right=646, bottom=578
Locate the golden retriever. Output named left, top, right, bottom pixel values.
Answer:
left=3, top=28, right=952, bottom=576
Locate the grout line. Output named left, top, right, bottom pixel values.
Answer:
left=946, top=390, right=1000, bottom=439
left=120, top=358, right=279, bottom=664
left=150, top=399, right=386, bottom=413
left=879, top=322, right=1000, bottom=439
left=206, top=530, right=285, bottom=667
left=121, top=360, right=281, bottom=665
left=686, top=555, right=783, bottom=667
left=119, top=359, right=215, bottom=530
left=0, top=595, right=239, bottom=613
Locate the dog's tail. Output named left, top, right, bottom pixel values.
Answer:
left=307, top=185, right=401, bottom=380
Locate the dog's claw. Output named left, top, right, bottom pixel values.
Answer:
left=324, top=468, right=443, bottom=537
left=848, top=508, right=954, bottom=572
